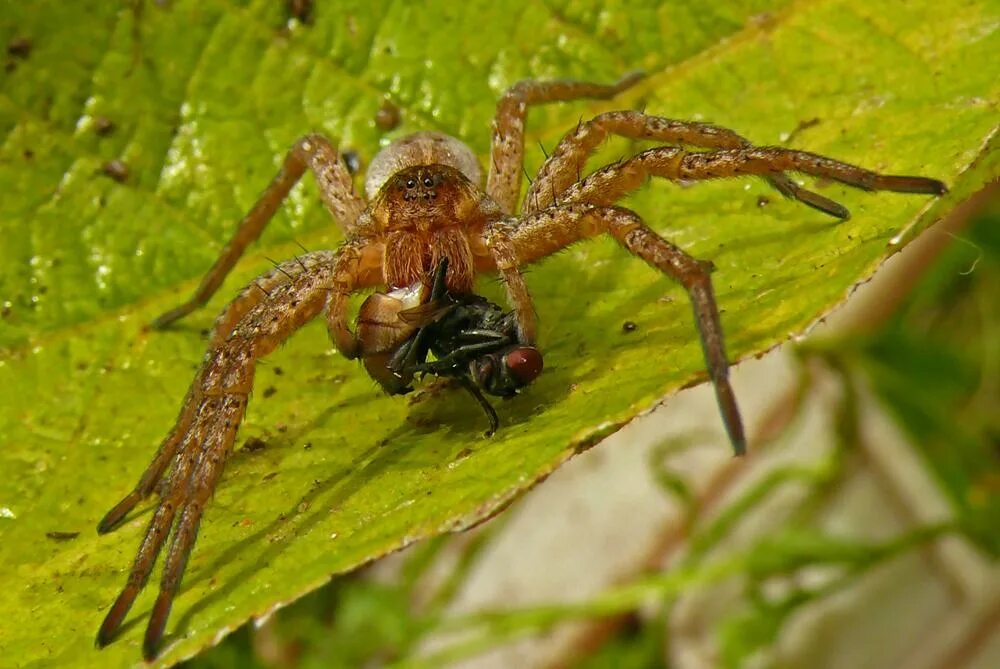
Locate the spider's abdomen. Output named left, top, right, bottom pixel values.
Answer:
left=365, top=131, right=482, bottom=198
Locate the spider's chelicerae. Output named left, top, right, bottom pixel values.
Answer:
left=96, top=73, right=945, bottom=659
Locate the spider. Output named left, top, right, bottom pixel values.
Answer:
left=358, top=257, right=544, bottom=434
left=95, top=72, right=945, bottom=659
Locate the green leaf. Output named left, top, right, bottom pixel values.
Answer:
left=0, top=1, right=995, bottom=666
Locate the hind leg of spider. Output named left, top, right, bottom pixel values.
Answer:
left=524, top=110, right=847, bottom=219
left=484, top=204, right=746, bottom=454
left=487, top=72, right=644, bottom=213
left=96, top=400, right=219, bottom=648
left=98, top=250, right=363, bottom=658
left=556, top=146, right=946, bottom=208
left=153, top=134, right=365, bottom=329
left=141, top=394, right=246, bottom=659
left=96, top=382, right=203, bottom=533
left=97, top=250, right=357, bottom=534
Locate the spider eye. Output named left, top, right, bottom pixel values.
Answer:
left=405, top=178, right=417, bottom=189
left=423, top=176, right=434, bottom=188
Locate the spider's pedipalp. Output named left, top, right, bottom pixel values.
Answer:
left=524, top=110, right=850, bottom=219
left=153, top=135, right=364, bottom=330
left=487, top=72, right=644, bottom=214
left=484, top=203, right=746, bottom=454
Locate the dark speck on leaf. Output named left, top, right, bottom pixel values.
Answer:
left=757, top=195, right=770, bottom=208
left=622, top=320, right=637, bottom=333
left=102, top=159, right=129, bottom=183
left=286, top=0, right=312, bottom=23
left=242, top=436, right=267, bottom=453
left=262, top=386, right=277, bottom=398
left=273, top=366, right=284, bottom=376
left=375, top=99, right=401, bottom=131
left=7, top=37, right=32, bottom=58
left=93, top=116, right=115, bottom=136
left=46, top=531, right=80, bottom=541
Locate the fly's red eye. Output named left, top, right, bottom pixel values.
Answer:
left=505, top=346, right=543, bottom=384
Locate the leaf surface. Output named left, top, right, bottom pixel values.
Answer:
left=0, top=1, right=996, bottom=665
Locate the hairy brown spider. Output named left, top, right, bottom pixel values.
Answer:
left=95, top=73, right=945, bottom=659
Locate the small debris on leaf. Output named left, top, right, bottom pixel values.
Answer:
left=45, top=531, right=80, bottom=541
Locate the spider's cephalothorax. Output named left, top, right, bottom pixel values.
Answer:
left=366, top=159, right=500, bottom=294
left=96, top=72, right=946, bottom=659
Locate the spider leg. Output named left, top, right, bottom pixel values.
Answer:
left=143, top=394, right=245, bottom=659
left=524, top=110, right=848, bottom=219
left=153, top=134, right=366, bottom=329
left=484, top=230, right=538, bottom=344
left=96, top=395, right=225, bottom=651
left=96, top=381, right=203, bottom=533
left=486, top=204, right=750, bottom=454
left=98, top=248, right=363, bottom=533
left=558, top=146, right=946, bottom=207
left=98, top=250, right=360, bottom=658
left=487, top=72, right=644, bottom=214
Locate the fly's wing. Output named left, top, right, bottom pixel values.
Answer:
left=396, top=301, right=455, bottom=327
